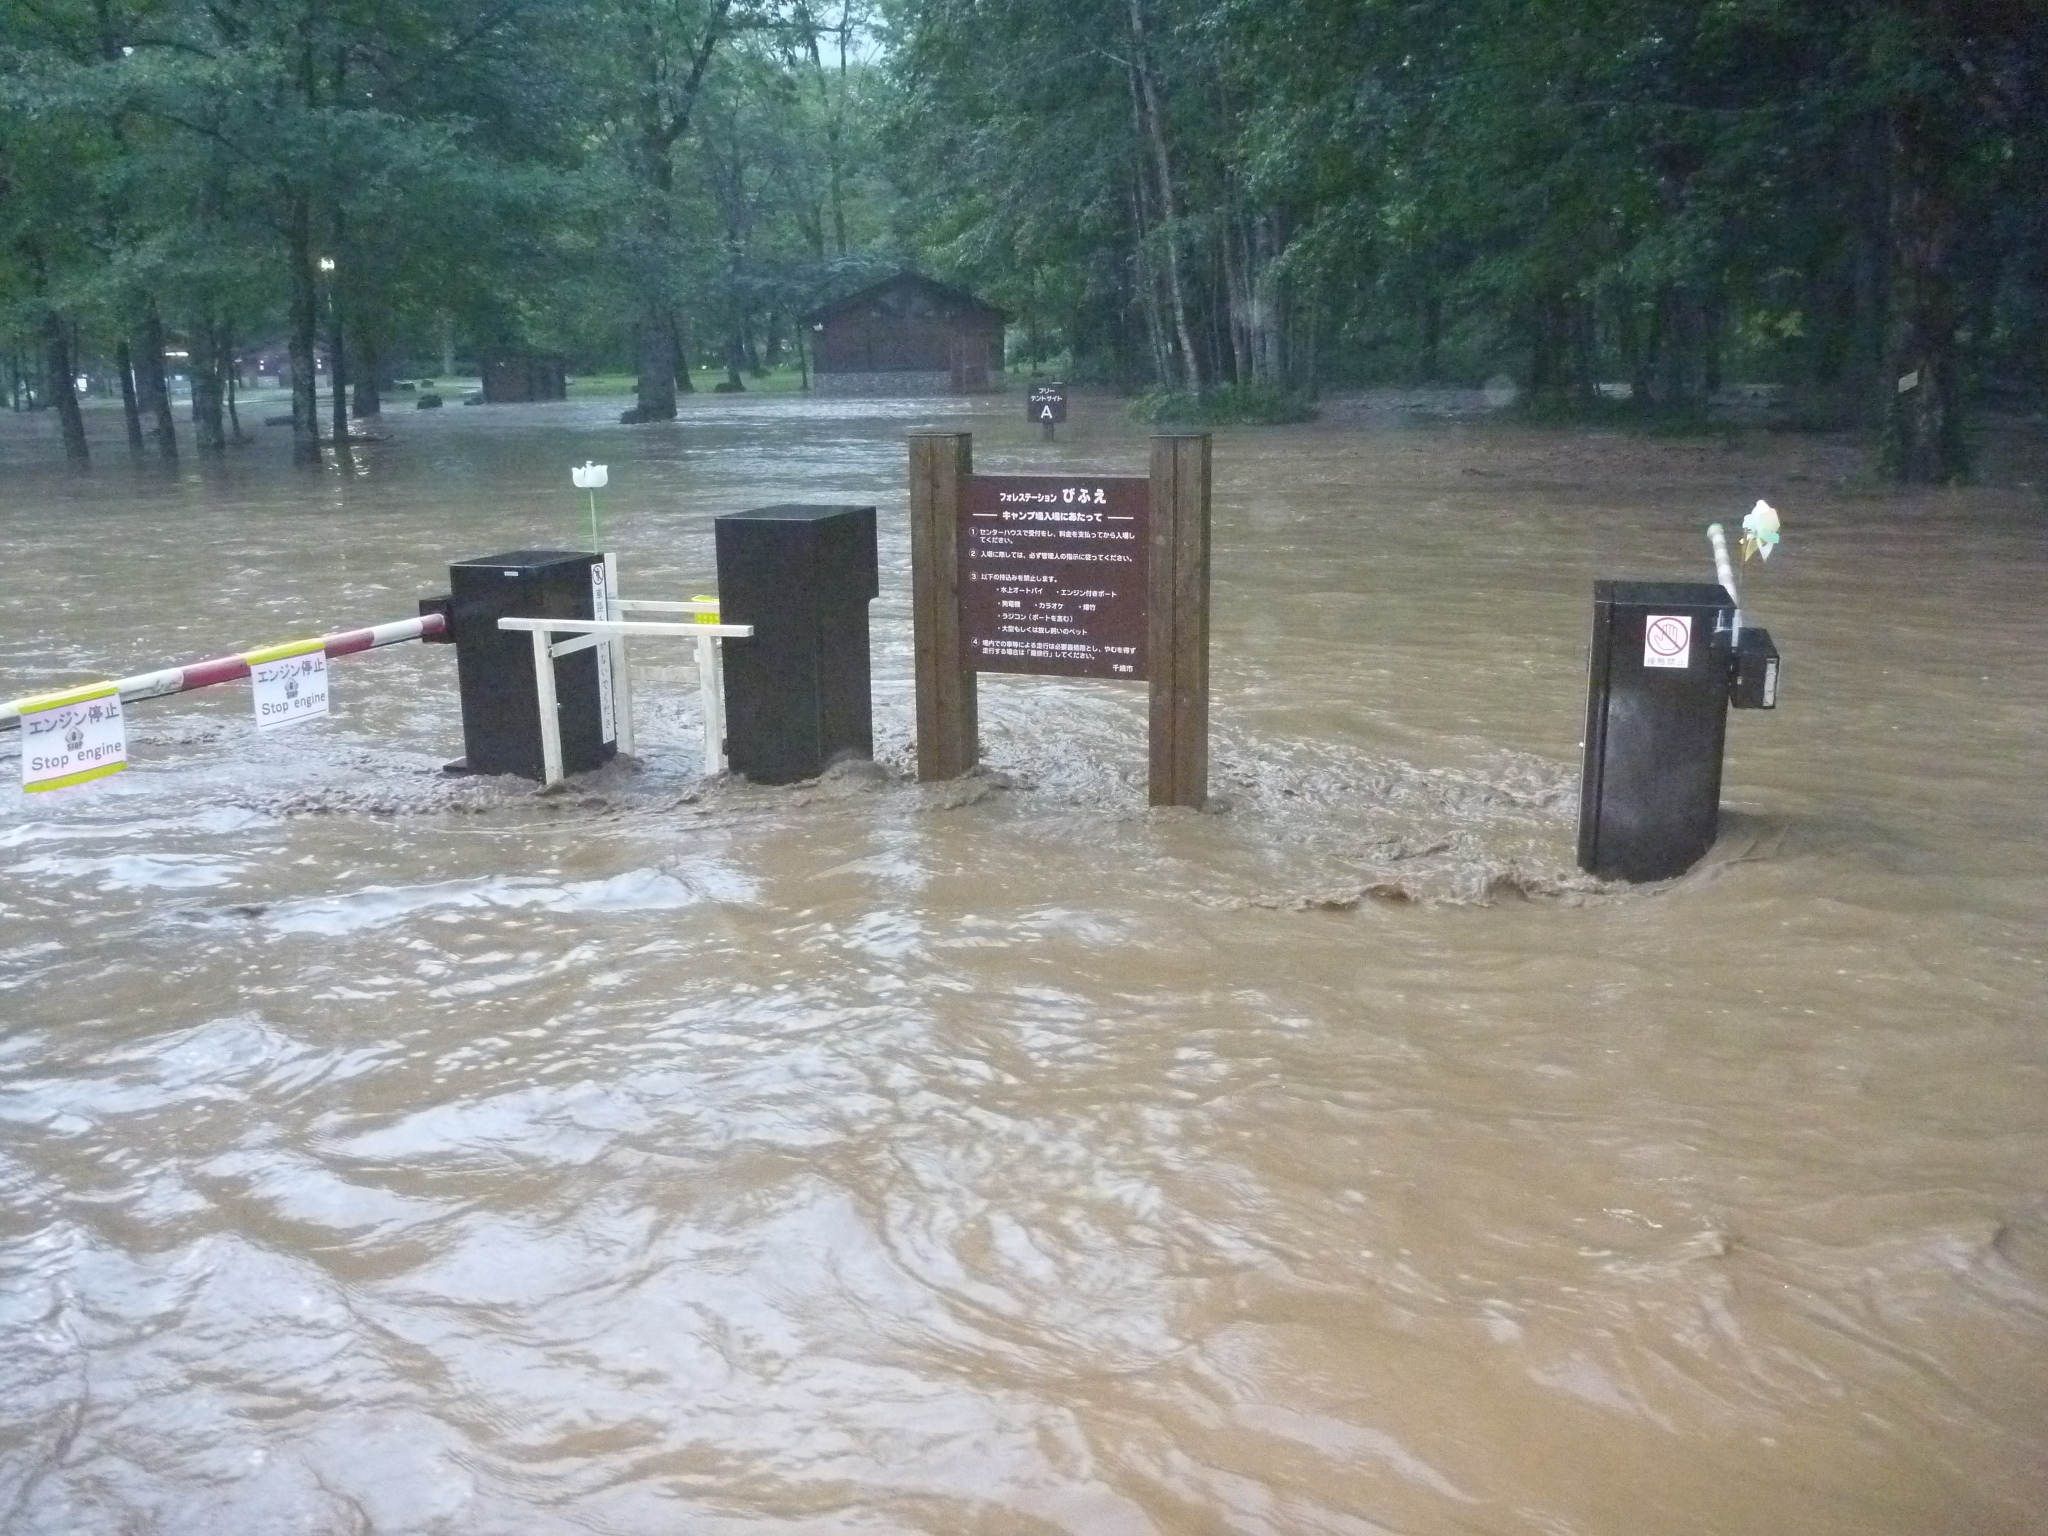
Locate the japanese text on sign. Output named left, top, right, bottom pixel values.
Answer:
left=591, top=562, right=616, bottom=744
left=19, top=682, right=127, bottom=792
left=247, top=640, right=331, bottom=729
left=1027, top=384, right=1067, bottom=424
left=961, top=474, right=1147, bottom=679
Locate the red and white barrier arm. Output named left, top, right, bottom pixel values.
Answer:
left=0, top=611, right=447, bottom=733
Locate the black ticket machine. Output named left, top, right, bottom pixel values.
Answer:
left=713, top=504, right=879, bottom=786
left=1577, top=580, right=1778, bottom=882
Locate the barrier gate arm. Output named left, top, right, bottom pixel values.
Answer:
left=0, top=611, right=448, bottom=736
left=497, top=612, right=752, bottom=786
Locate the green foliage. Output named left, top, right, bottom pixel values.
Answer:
left=1127, top=383, right=1316, bottom=426
left=2, top=0, right=2044, bottom=482
left=881, top=0, right=2048, bottom=480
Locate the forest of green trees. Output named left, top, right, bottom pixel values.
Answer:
left=3, top=0, right=2042, bottom=480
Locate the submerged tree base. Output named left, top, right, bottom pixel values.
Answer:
left=1128, top=385, right=1317, bottom=427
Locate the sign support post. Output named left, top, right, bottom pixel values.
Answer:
left=909, top=431, right=979, bottom=781
left=1147, top=433, right=1211, bottom=808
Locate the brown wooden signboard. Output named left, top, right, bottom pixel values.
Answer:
left=960, top=474, right=1147, bottom=679
left=910, top=432, right=1209, bottom=807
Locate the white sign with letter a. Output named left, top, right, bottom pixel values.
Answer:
left=248, top=640, right=330, bottom=729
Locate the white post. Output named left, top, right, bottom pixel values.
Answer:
left=697, top=630, right=725, bottom=776
left=530, top=627, right=565, bottom=786
left=604, top=553, right=634, bottom=757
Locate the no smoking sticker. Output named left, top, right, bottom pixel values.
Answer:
left=1644, top=613, right=1692, bottom=669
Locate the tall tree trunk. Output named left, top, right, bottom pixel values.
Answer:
left=1127, top=1, right=1200, bottom=392
left=1701, top=288, right=1724, bottom=398
left=626, top=95, right=680, bottom=423
left=1634, top=291, right=1661, bottom=403
left=1528, top=296, right=1566, bottom=398
left=629, top=300, right=681, bottom=420
left=1302, top=286, right=1320, bottom=399
left=327, top=255, right=351, bottom=466
left=828, top=4, right=851, bottom=255
left=1879, top=102, right=1968, bottom=482
left=1653, top=288, right=1700, bottom=406
left=286, top=189, right=323, bottom=466
left=1570, top=293, right=1597, bottom=402
left=1220, top=217, right=1252, bottom=386
left=624, top=0, right=731, bottom=424
left=438, top=311, right=455, bottom=380
left=114, top=339, right=146, bottom=452
left=1129, top=184, right=1171, bottom=388
left=190, top=317, right=228, bottom=450
left=41, top=311, right=89, bottom=467
left=132, top=311, right=178, bottom=460
left=724, top=324, right=747, bottom=389
left=225, top=329, right=246, bottom=443
left=1419, top=293, right=1442, bottom=384
left=352, top=316, right=382, bottom=417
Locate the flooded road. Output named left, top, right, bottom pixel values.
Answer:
left=2, top=395, right=2044, bottom=1535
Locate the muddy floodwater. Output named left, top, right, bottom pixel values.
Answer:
left=1, top=394, right=2044, bottom=1535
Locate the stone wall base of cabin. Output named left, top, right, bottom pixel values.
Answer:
left=809, top=370, right=1004, bottom=397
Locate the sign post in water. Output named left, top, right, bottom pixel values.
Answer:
left=247, top=639, right=330, bottom=729
left=19, top=682, right=127, bottom=792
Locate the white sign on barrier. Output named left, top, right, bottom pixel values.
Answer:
left=591, top=561, right=616, bottom=744
left=1643, top=613, right=1692, bottom=670
left=248, top=639, right=330, bottom=729
left=19, top=682, right=127, bottom=792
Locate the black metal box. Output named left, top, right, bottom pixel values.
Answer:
left=447, top=550, right=615, bottom=779
left=1577, top=580, right=1738, bottom=882
left=1730, top=627, right=1780, bottom=710
left=713, top=505, right=878, bottom=785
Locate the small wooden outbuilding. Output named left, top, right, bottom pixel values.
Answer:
left=807, top=272, right=1008, bottom=395
left=480, top=354, right=568, bottom=403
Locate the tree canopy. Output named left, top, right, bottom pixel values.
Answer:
left=2, top=0, right=2041, bottom=479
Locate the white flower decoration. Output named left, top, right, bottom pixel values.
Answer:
left=1740, top=499, right=1781, bottom=562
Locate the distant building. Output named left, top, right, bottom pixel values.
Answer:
left=480, top=354, right=568, bottom=403
left=237, top=343, right=301, bottom=388
left=807, top=272, right=1007, bottom=396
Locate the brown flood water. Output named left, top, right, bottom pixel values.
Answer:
left=1, top=394, right=2044, bottom=1535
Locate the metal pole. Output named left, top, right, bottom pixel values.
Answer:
left=1707, top=523, right=1744, bottom=642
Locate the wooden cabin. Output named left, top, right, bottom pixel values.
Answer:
left=480, top=353, right=568, bottom=403
left=807, top=272, right=1008, bottom=395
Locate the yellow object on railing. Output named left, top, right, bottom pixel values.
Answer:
left=693, top=596, right=719, bottom=625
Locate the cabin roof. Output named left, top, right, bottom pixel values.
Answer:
left=807, top=270, right=1009, bottom=326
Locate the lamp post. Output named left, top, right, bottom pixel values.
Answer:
left=317, top=256, right=346, bottom=458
